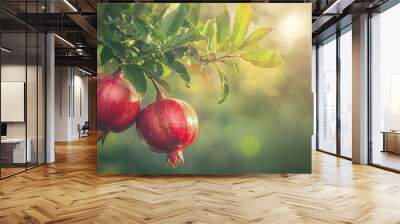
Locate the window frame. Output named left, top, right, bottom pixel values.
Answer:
left=315, top=24, right=353, bottom=160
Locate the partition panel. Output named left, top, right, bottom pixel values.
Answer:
left=0, top=1, right=47, bottom=179
left=370, top=3, right=400, bottom=171
left=38, top=32, right=46, bottom=165
left=0, top=31, right=28, bottom=178
left=340, top=27, right=353, bottom=158
left=317, top=35, right=337, bottom=154
left=27, top=31, right=38, bottom=169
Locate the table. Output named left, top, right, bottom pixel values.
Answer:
left=1, top=138, right=31, bottom=163
left=382, top=131, right=400, bottom=154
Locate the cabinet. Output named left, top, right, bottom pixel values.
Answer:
left=382, top=132, right=400, bottom=154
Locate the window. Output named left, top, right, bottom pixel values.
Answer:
left=370, top=3, right=400, bottom=171
left=339, top=27, right=352, bottom=158
left=390, top=75, right=400, bottom=130
left=317, top=36, right=337, bottom=154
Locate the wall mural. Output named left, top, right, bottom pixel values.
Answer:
left=97, top=3, right=312, bottom=174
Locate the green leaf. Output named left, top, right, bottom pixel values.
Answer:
left=168, top=61, right=191, bottom=87
left=239, top=43, right=260, bottom=52
left=160, top=4, right=188, bottom=36
left=153, top=29, right=167, bottom=44
left=172, top=47, right=188, bottom=58
left=202, top=20, right=217, bottom=53
left=187, top=4, right=201, bottom=25
left=105, top=40, right=125, bottom=59
left=99, top=58, right=119, bottom=74
left=216, top=67, right=230, bottom=104
left=152, top=4, right=170, bottom=23
left=132, top=17, right=149, bottom=38
left=123, top=64, right=147, bottom=96
left=164, top=51, right=175, bottom=64
left=216, top=8, right=230, bottom=44
left=241, top=27, right=273, bottom=49
left=240, top=51, right=283, bottom=68
left=100, top=45, right=113, bottom=65
left=169, top=29, right=201, bottom=49
left=143, top=61, right=163, bottom=78
left=232, top=4, right=252, bottom=47
left=136, top=4, right=170, bottom=24
left=201, top=20, right=213, bottom=37
left=219, top=36, right=232, bottom=52
left=132, top=40, right=148, bottom=52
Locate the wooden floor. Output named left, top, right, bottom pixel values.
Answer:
left=1, top=167, right=26, bottom=178
left=372, top=151, right=400, bottom=171
left=1, top=136, right=400, bottom=224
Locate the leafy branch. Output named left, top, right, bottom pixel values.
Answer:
left=97, top=3, right=283, bottom=103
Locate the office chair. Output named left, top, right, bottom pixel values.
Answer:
left=79, top=121, right=90, bottom=138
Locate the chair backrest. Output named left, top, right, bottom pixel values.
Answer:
left=82, top=121, right=90, bottom=129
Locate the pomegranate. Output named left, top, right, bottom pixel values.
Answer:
left=136, top=91, right=199, bottom=167
left=97, top=69, right=141, bottom=143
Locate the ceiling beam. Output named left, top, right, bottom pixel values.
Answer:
left=312, top=15, right=335, bottom=33
left=67, top=13, right=97, bottom=46
left=55, top=55, right=96, bottom=69
left=12, top=13, right=83, bottom=32
left=322, top=0, right=356, bottom=15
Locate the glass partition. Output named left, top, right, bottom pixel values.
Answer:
left=1, top=30, right=28, bottom=177
left=317, top=36, right=337, bottom=154
left=0, top=1, right=46, bottom=179
left=370, top=3, right=400, bottom=171
left=27, top=31, right=38, bottom=169
left=339, top=27, right=352, bottom=158
left=38, top=32, right=45, bottom=165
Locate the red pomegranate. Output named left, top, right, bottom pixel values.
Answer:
left=97, top=69, right=141, bottom=143
left=136, top=91, right=199, bottom=167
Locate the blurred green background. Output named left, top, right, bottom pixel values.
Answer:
left=98, top=3, right=312, bottom=174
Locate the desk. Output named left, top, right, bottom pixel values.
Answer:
left=382, top=131, right=400, bottom=154
left=1, top=138, right=31, bottom=163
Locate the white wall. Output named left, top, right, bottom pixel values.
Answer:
left=72, top=73, right=89, bottom=138
left=1, top=82, right=25, bottom=122
left=1, top=65, right=40, bottom=137
left=54, top=67, right=89, bottom=141
left=1, top=65, right=26, bottom=139
left=55, top=67, right=69, bottom=141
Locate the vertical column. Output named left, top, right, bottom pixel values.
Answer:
left=312, top=45, right=317, bottom=150
left=336, top=30, right=341, bottom=156
left=46, top=1, right=55, bottom=163
left=352, top=14, right=369, bottom=164
left=88, top=77, right=97, bottom=132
